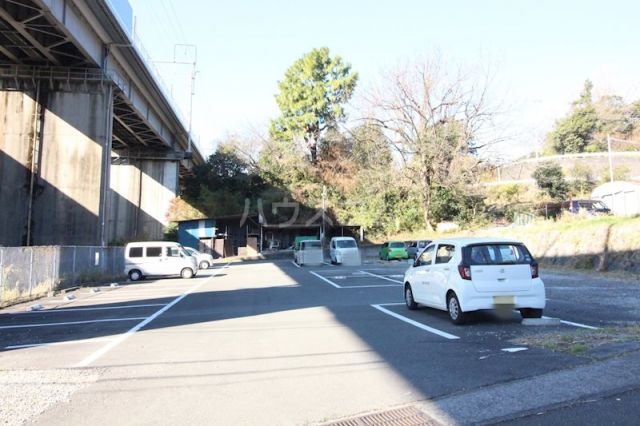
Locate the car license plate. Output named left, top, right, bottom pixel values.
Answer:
left=493, top=295, right=514, bottom=305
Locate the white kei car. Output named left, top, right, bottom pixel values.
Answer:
left=403, top=237, right=545, bottom=324
left=183, top=246, right=214, bottom=269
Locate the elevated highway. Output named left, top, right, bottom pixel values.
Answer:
left=0, top=0, right=204, bottom=246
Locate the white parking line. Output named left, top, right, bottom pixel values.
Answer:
left=371, top=304, right=460, bottom=340
left=359, top=270, right=404, bottom=284
left=81, top=294, right=181, bottom=300
left=340, top=284, right=402, bottom=288
left=0, top=317, right=147, bottom=330
left=6, top=337, right=114, bottom=350
left=291, top=261, right=301, bottom=268
left=75, top=263, right=230, bottom=368
left=309, top=271, right=404, bottom=289
left=309, top=271, right=341, bottom=288
left=13, top=303, right=167, bottom=314
left=543, top=316, right=599, bottom=330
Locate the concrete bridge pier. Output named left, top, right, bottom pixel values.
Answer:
left=108, top=159, right=179, bottom=244
left=0, top=80, right=113, bottom=246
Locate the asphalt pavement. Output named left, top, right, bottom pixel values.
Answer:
left=0, top=260, right=639, bottom=425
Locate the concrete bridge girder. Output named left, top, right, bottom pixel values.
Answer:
left=0, top=0, right=201, bottom=160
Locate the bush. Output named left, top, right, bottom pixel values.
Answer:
left=163, top=222, right=178, bottom=241
left=430, top=186, right=486, bottom=226
left=533, top=162, right=569, bottom=200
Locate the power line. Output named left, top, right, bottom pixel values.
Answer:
left=159, top=0, right=184, bottom=43
left=164, top=0, right=188, bottom=42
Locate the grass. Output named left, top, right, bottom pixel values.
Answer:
left=381, top=215, right=640, bottom=275
left=381, top=215, right=640, bottom=243
left=540, top=263, right=640, bottom=282
left=514, top=325, right=640, bottom=357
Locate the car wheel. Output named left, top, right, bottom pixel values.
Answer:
left=181, top=268, right=194, bottom=279
left=128, top=269, right=142, bottom=281
left=199, top=261, right=210, bottom=270
left=447, top=292, right=467, bottom=325
left=520, top=308, right=543, bottom=319
left=405, top=284, right=418, bottom=310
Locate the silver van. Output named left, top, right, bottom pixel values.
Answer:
left=124, top=241, right=198, bottom=281
left=294, top=240, right=323, bottom=266
left=329, top=237, right=361, bottom=266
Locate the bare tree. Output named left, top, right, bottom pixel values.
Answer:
left=361, top=55, right=501, bottom=228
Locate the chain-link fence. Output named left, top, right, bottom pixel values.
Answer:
left=0, top=246, right=125, bottom=307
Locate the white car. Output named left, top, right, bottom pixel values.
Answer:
left=329, top=237, right=361, bottom=266
left=184, top=246, right=214, bottom=269
left=124, top=241, right=198, bottom=281
left=294, top=240, right=323, bottom=266
left=403, top=237, right=545, bottom=324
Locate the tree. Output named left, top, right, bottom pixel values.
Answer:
left=546, top=80, right=598, bottom=154
left=349, top=123, right=392, bottom=168
left=533, top=162, right=568, bottom=200
left=270, top=47, right=358, bottom=163
left=181, top=141, right=265, bottom=217
left=362, top=56, right=498, bottom=228
left=570, top=164, right=595, bottom=196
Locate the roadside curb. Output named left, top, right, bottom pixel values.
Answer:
left=417, top=350, right=640, bottom=425
left=522, top=317, right=561, bottom=326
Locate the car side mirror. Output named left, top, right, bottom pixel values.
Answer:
left=412, top=259, right=420, bottom=267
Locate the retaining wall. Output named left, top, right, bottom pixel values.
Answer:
left=0, top=246, right=125, bottom=307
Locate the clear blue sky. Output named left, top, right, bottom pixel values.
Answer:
left=129, top=0, right=639, bottom=159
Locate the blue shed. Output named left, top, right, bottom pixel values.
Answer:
left=178, top=219, right=216, bottom=250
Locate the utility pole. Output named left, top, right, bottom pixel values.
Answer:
left=607, top=134, right=614, bottom=183
left=155, top=44, right=197, bottom=153
left=321, top=185, right=327, bottom=246
left=180, top=44, right=197, bottom=153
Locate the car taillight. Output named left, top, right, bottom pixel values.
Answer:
left=531, top=264, right=539, bottom=279
left=458, top=265, right=471, bottom=280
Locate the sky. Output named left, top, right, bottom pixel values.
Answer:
left=128, top=0, right=640, bottom=159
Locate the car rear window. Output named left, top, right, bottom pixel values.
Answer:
left=303, top=241, right=321, bottom=249
left=465, top=244, right=533, bottom=265
left=336, top=240, right=357, bottom=248
left=129, top=247, right=143, bottom=258
left=389, top=242, right=405, bottom=248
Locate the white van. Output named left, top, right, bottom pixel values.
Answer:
left=124, top=241, right=198, bottom=281
left=294, top=240, right=323, bottom=266
left=329, top=237, right=361, bottom=266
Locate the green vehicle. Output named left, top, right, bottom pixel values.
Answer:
left=379, top=241, right=409, bottom=261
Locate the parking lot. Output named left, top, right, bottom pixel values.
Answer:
left=0, top=265, right=230, bottom=370
left=1, top=259, right=639, bottom=425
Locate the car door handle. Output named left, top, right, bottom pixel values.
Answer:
left=443, top=268, right=450, bottom=271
